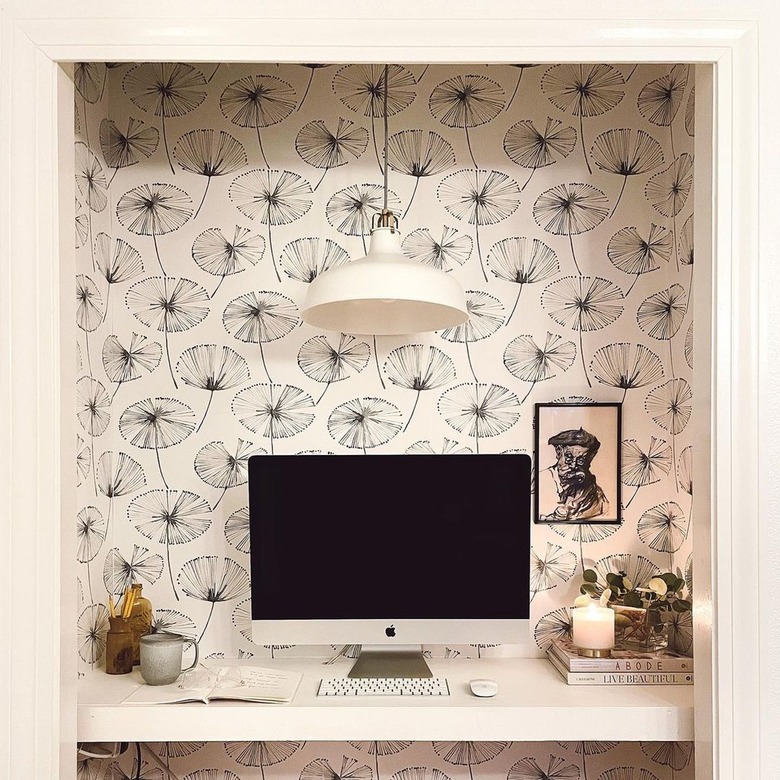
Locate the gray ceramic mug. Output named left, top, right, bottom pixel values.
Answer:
left=139, top=632, right=199, bottom=685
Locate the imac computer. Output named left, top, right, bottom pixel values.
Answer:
left=247, top=452, right=532, bottom=678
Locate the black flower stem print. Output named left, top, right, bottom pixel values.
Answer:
left=349, top=741, right=411, bottom=780
left=116, top=183, right=194, bottom=277
left=638, top=502, right=688, bottom=571
left=77, top=604, right=110, bottom=670
left=638, top=64, right=689, bottom=162
left=532, top=183, right=610, bottom=276
left=332, top=64, right=416, bottom=175
left=384, top=344, right=456, bottom=431
left=176, top=344, right=250, bottom=432
left=96, top=451, right=147, bottom=539
left=429, top=75, right=506, bottom=169
left=505, top=65, right=540, bottom=112
left=556, top=741, right=618, bottom=780
left=94, top=234, right=144, bottom=324
left=645, top=378, right=693, bottom=491
left=76, top=377, right=111, bottom=495
left=641, top=741, right=694, bottom=780
left=118, top=397, right=196, bottom=488
left=541, top=276, right=625, bottom=387
left=432, top=742, right=508, bottom=780
left=100, top=117, right=160, bottom=188
left=222, top=291, right=300, bottom=384
left=77, top=506, right=106, bottom=605
left=178, top=556, right=250, bottom=643
left=636, top=283, right=688, bottom=378
left=621, top=436, right=672, bottom=509
left=297, top=65, right=321, bottom=111
left=193, top=225, right=266, bottom=298
left=487, top=237, right=559, bottom=326
left=607, top=224, right=671, bottom=296
left=549, top=524, right=619, bottom=576
left=645, top=153, right=694, bottom=272
left=229, top=168, right=314, bottom=283
left=373, top=336, right=386, bottom=389
left=439, top=291, right=504, bottom=383
left=503, top=332, right=576, bottom=405
left=386, top=129, right=455, bottom=218
left=590, top=128, right=665, bottom=218
left=76, top=274, right=104, bottom=376
left=123, top=63, right=207, bottom=176
left=295, top=118, right=369, bottom=192
left=103, top=545, right=165, bottom=601
left=126, top=276, right=210, bottom=390
left=297, top=333, right=371, bottom=405
left=173, top=129, right=248, bottom=218
left=437, top=383, right=520, bottom=454
left=325, top=183, right=402, bottom=254
left=327, top=396, right=403, bottom=455
left=195, top=439, right=265, bottom=512
left=541, top=64, right=626, bottom=175
left=232, top=383, right=315, bottom=455
left=220, top=73, right=299, bottom=168
left=74, top=62, right=107, bottom=146
left=102, top=333, right=163, bottom=402
left=590, top=342, right=665, bottom=403
left=438, top=169, right=522, bottom=283
left=225, top=742, right=303, bottom=780
left=75, top=142, right=108, bottom=272
left=529, top=543, right=577, bottom=603
left=129, top=490, right=212, bottom=600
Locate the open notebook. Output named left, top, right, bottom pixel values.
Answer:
left=122, top=665, right=303, bottom=705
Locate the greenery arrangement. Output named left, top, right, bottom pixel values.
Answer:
left=576, top=568, right=693, bottom=652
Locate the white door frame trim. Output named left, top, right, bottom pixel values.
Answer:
left=0, top=5, right=761, bottom=779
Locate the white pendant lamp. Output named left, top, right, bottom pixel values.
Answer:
left=300, top=66, right=468, bottom=336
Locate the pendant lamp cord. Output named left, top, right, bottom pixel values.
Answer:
left=378, top=64, right=396, bottom=231
left=383, top=63, right=389, bottom=213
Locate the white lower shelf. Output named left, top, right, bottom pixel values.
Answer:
left=78, top=657, right=694, bottom=742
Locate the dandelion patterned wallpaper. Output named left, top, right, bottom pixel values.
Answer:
left=74, top=62, right=695, bottom=778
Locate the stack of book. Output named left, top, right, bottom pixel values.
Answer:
left=547, top=637, right=694, bottom=685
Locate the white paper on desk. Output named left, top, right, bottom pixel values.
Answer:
left=122, top=666, right=302, bottom=705
left=209, top=666, right=302, bottom=702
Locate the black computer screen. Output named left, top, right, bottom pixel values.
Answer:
left=248, top=453, right=531, bottom=621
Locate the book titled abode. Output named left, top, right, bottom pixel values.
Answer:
left=547, top=637, right=693, bottom=685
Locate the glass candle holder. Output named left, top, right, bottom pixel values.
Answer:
left=572, top=603, right=615, bottom=657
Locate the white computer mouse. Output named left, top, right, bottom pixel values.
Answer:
left=469, top=678, right=498, bottom=697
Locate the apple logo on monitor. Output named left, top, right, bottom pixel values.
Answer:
left=385, top=625, right=396, bottom=638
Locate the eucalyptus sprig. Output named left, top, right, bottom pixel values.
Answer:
left=579, top=568, right=692, bottom=616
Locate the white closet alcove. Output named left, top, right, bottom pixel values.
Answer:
left=0, top=4, right=770, bottom=780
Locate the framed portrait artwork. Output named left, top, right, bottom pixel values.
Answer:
left=534, top=402, right=622, bottom=525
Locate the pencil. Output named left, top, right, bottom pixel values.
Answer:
left=108, top=595, right=116, bottom=618
left=122, top=588, right=136, bottom=619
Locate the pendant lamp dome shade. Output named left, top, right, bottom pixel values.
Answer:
left=300, top=64, right=468, bottom=336
left=300, top=226, right=468, bottom=335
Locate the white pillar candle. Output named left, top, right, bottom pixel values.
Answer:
left=572, top=603, right=615, bottom=654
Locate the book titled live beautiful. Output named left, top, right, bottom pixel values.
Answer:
left=122, top=665, right=303, bottom=705
left=548, top=637, right=694, bottom=673
left=547, top=650, right=694, bottom=686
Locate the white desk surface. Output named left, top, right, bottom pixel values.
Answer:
left=78, top=656, right=694, bottom=742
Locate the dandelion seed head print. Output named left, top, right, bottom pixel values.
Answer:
left=75, top=62, right=696, bottom=774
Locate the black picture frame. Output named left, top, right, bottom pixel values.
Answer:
left=534, top=402, right=622, bottom=525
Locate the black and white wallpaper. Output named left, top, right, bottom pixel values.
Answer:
left=74, top=62, right=695, bottom=778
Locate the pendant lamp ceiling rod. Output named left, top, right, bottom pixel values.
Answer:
left=299, top=63, right=468, bottom=336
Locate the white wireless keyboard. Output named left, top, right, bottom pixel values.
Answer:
left=317, top=677, right=450, bottom=697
